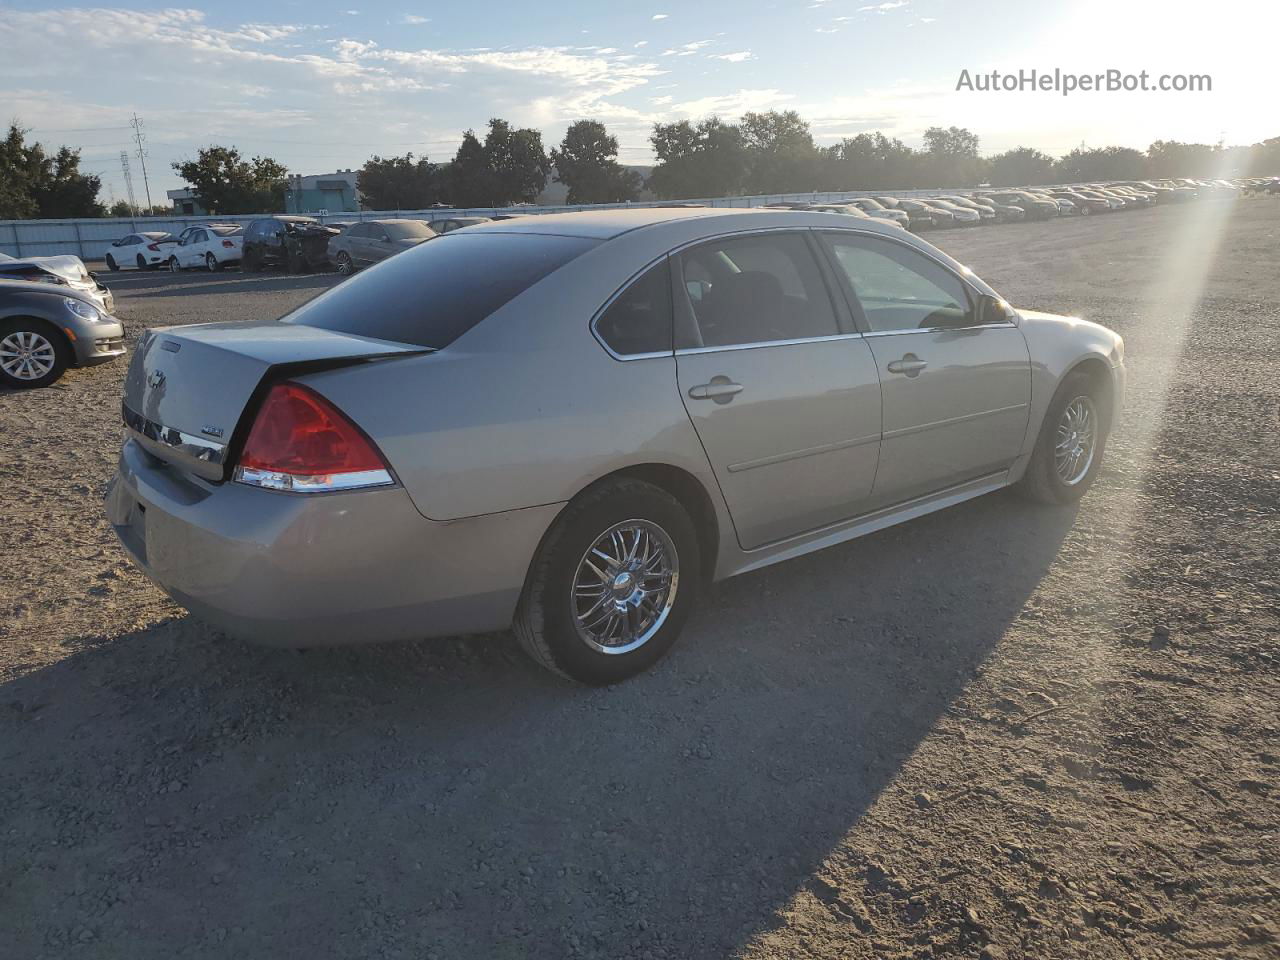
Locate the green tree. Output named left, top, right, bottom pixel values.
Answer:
left=1053, top=145, right=1146, bottom=183
left=484, top=119, right=552, bottom=205
left=988, top=146, right=1056, bottom=187
left=171, top=146, right=288, bottom=214
left=443, top=120, right=550, bottom=207
left=107, top=199, right=134, bottom=218
left=551, top=120, right=641, bottom=204
left=648, top=117, right=748, bottom=199
left=444, top=130, right=493, bottom=207
left=357, top=153, right=439, bottom=209
left=921, top=125, right=983, bottom=185
left=740, top=110, right=820, bottom=194
left=820, top=132, right=921, bottom=190
left=0, top=123, right=103, bottom=219
left=1146, top=140, right=1215, bottom=179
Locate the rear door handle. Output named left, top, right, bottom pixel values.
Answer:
left=886, top=355, right=928, bottom=377
left=687, top=380, right=744, bottom=401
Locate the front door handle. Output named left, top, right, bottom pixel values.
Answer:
left=687, top=379, right=744, bottom=402
left=886, top=354, right=928, bottom=377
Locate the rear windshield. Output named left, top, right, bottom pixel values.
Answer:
left=284, top=232, right=598, bottom=349
left=383, top=220, right=436, bottom=240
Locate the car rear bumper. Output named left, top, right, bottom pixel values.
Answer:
left=105, top=438, right=563, bottom=647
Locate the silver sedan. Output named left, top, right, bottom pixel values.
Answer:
left=106, top=209, right=1125, bottom=684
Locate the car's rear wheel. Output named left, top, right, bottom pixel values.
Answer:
left=105, top=254, right=119, bottom=271
left=168, top=256, right=181, bottom=273
left=336, top=252, right=353, bottom=276
left=136, top=254, right=147, bottom=270
left=243, top=249, right=261, bottom=272
left=206, top=252, right=221, bottom=272
left=0, top=319, right=70, bottom=389
left=1080, top=205, right=1092, bottom=216
left=515, top=478, right=701, bottom=684
left=1017, top=370, right=1109, bottom=504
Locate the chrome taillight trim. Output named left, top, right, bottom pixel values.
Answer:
left=232, top=466, right=394, bottom=493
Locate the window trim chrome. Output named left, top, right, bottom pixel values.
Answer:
left=589, top=222, right=1017, bottom=359
left=674, top=332, right=867, bottom=357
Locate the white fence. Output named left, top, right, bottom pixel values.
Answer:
left=0, top=188, right=957, bottom=262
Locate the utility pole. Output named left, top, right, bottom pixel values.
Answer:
left=119, top=150, right=138, bottom=214
left=130, top=113, right=153, bottom=211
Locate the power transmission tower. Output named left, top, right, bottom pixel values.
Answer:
left=130, top=113, right=153, bottom=210
left=119, top=150, right=138, bottom=214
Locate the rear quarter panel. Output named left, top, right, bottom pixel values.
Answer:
left=298, top=227, right=727, bottom=526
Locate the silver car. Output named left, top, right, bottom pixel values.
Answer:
left=106, top=209, right=1124, bottom=684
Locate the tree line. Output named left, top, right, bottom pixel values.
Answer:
left=3, top=115, right=1278, bottom=220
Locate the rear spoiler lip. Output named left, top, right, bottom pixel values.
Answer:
left=122, top=347, right=433, bottom=484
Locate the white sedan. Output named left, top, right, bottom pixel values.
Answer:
left=104, top=232, right=176, bottom=271
left=167, top=224, right=244, bottom=272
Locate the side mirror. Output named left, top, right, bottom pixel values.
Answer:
left=977, top=294, right=1017, bottom=325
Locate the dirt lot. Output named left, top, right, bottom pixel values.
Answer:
left=2, top=202, right=1277, bottom=959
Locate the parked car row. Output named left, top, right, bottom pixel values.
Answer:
left=780, top=176, right=1255, bottom=232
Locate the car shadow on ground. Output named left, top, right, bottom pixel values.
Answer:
left=2, top=490, right=1077, bottom=958
left=102, top=271, right=340, bottom=299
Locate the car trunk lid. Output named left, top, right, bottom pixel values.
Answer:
left=122, top=320, right=427, bottom=481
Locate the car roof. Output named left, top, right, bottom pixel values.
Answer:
left=461, top=206, right=910, bottom=241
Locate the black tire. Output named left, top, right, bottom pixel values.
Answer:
left=206, top=252, right=221, bottom=272
left=106, top=254, right=119, bottom=272
left=515, top=478, right=702, bottom=685
left=243, top=249, right=261, bottom=272
left=1017, top=370, right=1109, bottom=504
left=0, top=318, right=70, bottom=389
left=168, top=256, right=181, bottom=273
left=136, top=254, right=147, bottom=270
left=335, top=252, right=353, bottom=276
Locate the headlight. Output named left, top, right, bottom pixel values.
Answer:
left=63, top=297, right=101, bottom=322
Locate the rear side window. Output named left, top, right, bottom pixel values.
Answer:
left=594, top=259, right=673, bottom=357
left=674, top=232, right=838, bottom=349
left=285, top=233, right=598, bottom=349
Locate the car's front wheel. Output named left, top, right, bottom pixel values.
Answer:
left=206, top=252, right=221, bottom=272
left=168, top=256, right=181, bottom=273
left=335, top=251, right=353, bottom=276
left=0, top=319, right=69, bottom=389
left=1017, top=370, right=1109, bottom=504
left=515, top=478, right=701, bottom=684
left=106, top=254, right=119, bottom=271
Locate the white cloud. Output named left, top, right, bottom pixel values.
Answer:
left=651, top=13, right=669, bottom=19
left=671, top=88, right=793, bottom=118
left=857, top=1, right=909, bottom=11
left=634, top=40, right=648, bottom=47
left=401, top=14, right=429, bottom=24
left=711, top=51, right=754, bottom=63
left=661, top=40, right=713, bottom=56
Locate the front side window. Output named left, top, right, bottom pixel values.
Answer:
left=594, top=259, right=673, bottom=357
left=675, top=232, right=838, bottom=349
left=823, top=233, right=973, bottom=333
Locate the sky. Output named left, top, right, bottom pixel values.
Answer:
left=0, top=0, right=1271, bottom=204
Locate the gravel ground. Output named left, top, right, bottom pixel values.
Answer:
left=1, top=202, right=1277, bottom=959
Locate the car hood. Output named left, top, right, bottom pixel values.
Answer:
left=0, top=255, right=90, bottom=283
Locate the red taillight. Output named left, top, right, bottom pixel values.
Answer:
left=147, top=243, right=160, bottom=251
left=233, top=382, right=392, bottom=492
left=222, top=239, right=234, bottom=248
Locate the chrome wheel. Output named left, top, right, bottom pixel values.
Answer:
left=168, top=257, right=180, bottom=272
left=571, top=519, right=679, bottom=655
left=1055, top=396, right=1097, bottom=486
left=0, top=330, right=57, bottom=381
